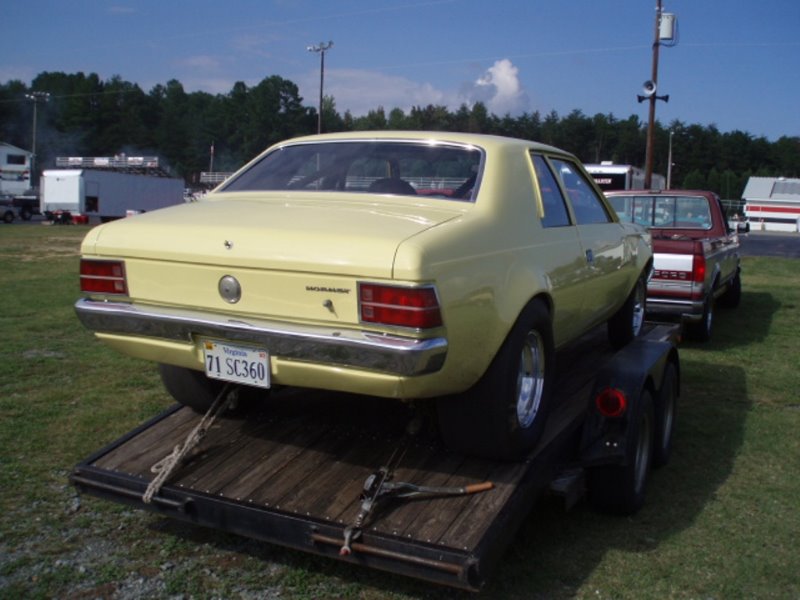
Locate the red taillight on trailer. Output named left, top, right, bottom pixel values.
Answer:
left=359, top=283, right=443, bottom=329
left=80, top=259, right=128, bottom=295
left=595, top=387, right=628, bottom=418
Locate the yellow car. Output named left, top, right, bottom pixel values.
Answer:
left=76, top=132, right=651, bottom=459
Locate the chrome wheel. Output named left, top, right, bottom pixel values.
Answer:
left=516, top=330, right=546, bottom=429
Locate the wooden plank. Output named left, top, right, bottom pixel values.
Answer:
left=93, top=407, right=199, bottom=473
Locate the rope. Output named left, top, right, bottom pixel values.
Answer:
left=143, top=383, right=234, bottom=504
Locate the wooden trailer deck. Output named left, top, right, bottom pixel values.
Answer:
left=70, top=325, right=676, bottom=590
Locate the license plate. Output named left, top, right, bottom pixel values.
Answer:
left=203, top=340, right=270, bottom=388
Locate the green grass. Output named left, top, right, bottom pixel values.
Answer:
left=1, top=225, right=798, bottom=599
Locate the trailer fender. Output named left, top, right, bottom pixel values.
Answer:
left=579, top=337, right=678, bottom=467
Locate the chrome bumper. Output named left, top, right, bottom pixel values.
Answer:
left=74, top=299, right=448, bottom=376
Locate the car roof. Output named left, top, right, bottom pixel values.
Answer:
left=271, top=130, right=570, bottom=156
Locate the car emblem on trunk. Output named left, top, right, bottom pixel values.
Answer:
left=218, top=275, right=241, bottom=303
left=224, top=240, right=234, bottom=250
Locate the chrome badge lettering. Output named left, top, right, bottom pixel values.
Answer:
left=305, top=286, right=351, bottom=294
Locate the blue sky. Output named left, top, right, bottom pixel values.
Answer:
left=2, top=0, right=798, bottom=141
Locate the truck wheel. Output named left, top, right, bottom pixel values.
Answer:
left=2, top=210, right=13, bottom=224
left=652, top=362, right=678, bottom=468
left=607, top=274, right=646, bottom=350
left=436, top=301, right=554, bottom=460
left=587, top=389, right=654, bottom=515
left=718, top=271, right=741, bottom=309
left=20, top=207, right=32, bottom=221
left=686, top=294, right=714, bottom=342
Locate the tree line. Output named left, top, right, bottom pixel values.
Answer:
left=2, top=71, right=798, bottom=199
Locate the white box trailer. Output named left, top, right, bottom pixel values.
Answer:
left=585, top=163, right=666, bottom=192
left=41, top=168, right=184, bottom=221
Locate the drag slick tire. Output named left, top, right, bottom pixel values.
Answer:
left=436, top=301, right=554, bottom=461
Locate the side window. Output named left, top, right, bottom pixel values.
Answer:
left=531, top=154, right=571, bottom=227
left=550, top=158, right=612, bottom=225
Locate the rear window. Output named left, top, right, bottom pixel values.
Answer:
left=221, top=140, right=483, bottom=202
left=608, top=195, right=712, bottom=229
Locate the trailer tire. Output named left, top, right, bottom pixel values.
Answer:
left=607, top=274, right=646, bottom=350
left=20, top=207, right=32, bottom=221
left=436, top=300, right=554, bottom=460
left=588, top=388, right=654, bottom=515
left=652, top=362, right=678, bottom=468
left=2, top=210, right=14, bottom=224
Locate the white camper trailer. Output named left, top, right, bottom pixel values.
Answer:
left=41, top=156, right=184, bottom=222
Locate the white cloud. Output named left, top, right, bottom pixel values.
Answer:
left=463, top=59, right=530, bottom=116
left=175, top=55, right=222, bottom=70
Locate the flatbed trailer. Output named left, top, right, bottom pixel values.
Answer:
left=70, top=324, right=679, bottom=591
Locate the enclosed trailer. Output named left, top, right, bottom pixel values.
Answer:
left=41, top=157, right=184, bottom=221
left=585, top=163, right=666, bottom=192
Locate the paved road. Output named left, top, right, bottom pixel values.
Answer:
left=739, top=232, right=800, bottom=259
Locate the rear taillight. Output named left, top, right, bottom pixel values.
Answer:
left=692, top=254, right=706, bottom=283
left=595, top=387, right=628, bottom=418
left=80, top=259, right=128, bottom=295
left=359, top=283, right=442, bottom=329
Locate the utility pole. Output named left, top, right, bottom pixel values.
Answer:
left=307, top=41, right=334, bottom=134
left=25, top=91, right=50, bottom=188
left=638, top=1, right=674, bottom=189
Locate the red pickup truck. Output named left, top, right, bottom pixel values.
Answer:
left=606, top=190, right=742, bottom=341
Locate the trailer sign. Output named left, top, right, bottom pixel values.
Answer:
left=203, top=340, right=270, bottom=388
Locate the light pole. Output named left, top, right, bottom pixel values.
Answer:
left=307, top=41, right=333, bottom=134
left=25, top=91, right=50, bottom=189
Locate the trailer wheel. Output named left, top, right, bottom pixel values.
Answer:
left=20, top=207, right=32, bottom=221
left=2, top=210, right=14, bottom=224
left=588, top=389, right=654, bottom=515
left=686, top=293, right=714, bottom=342
left=652, top=362, right=678, bottom=468
left=607, top=274, right=646, bottom=350
left=158, top=364, right=265, bottom=414
left=436, top=300, right=554, bottom=460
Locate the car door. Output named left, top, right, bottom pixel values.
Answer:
left=548, top=157, right=634, bottom=323
left=529, top=153, right=588, bottom=346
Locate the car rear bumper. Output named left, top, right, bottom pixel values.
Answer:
left=75, top=298, right=448, bottom=377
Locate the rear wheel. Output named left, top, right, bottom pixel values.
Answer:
left=686, top=293, right=714, bottom=342
left=2, top=210, right=14, bottom=224
left=436, top=301, right=554, bottom=460
left=608, top=274, right=646, bottom=350
left=158, top=364, right=266, bottom=414
left=718, top=271, right=741, bottom=308
left=20, top=207, right=32, bottom=221
left=587, top=389, right=654, bottom=515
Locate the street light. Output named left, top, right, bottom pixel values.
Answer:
left=25, top=91, right=50, bottom=188
left=307, top=41, right=333, bottom=134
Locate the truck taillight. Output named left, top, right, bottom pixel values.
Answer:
left=595, top=387, right=628, bottom=418
left=80, top=259, right=128, bottom=295
left=692, top=254, right=706, bottom=283
left=359, top=283, right=443, bottom=329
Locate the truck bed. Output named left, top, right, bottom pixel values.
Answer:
left=70, top=324, right=675, bottom=590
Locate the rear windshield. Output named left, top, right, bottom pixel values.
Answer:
left=608, top=195, right=713, bottom=229
left=220, top=140, right=483, bottom=202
